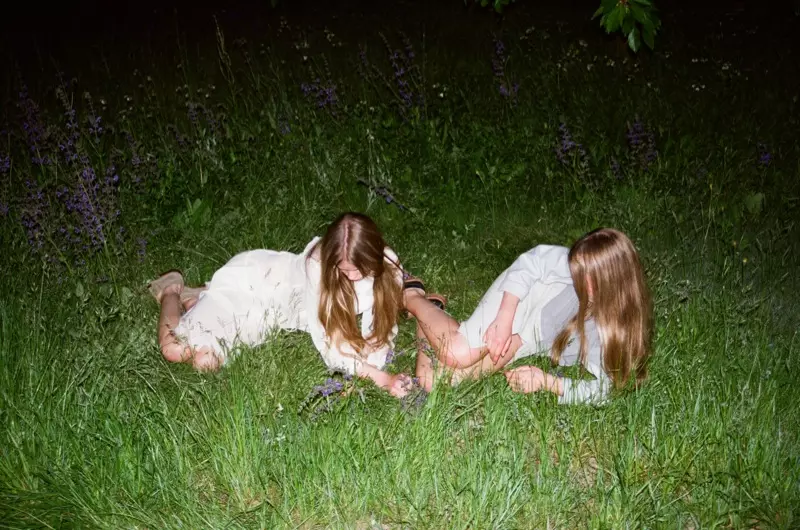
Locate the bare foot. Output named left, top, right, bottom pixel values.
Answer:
left=148, top=271, right=184, bottom=303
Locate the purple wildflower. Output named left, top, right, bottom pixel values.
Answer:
left=137, top=238, right=148, bottom=262
left=626, top=118, right=658, bottom=171
left=300, top=78, right=339, bottom=113
left=757, top=143, right=772, bottom=167
left=17, top=85, right=52, bottom=166
left=356, top=178, right=409, bottom=211
left=610, top=157, right=622, bottom=180
left=0, top=154, right=10, bottom=174
left=555, top=123, right=578, bottom=164
left=554, top=123, right=592, bottom=180
left=187, top=102, right=199, bottom=125
left=313, top=378, right=344, bottom=397
left=492, top=38, right=519, bottom=102
left=84, top=92, right=104, bottom=140
left=21, top=179, right=47, bottom=251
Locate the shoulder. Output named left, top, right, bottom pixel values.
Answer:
left=383, top=246, right=401, bottom=266
left=527, top=244, right=570, bottom=260
left=303, top=236, right=322, bottom=260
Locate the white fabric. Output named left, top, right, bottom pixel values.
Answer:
left=173, top=237, right=401, bottom=374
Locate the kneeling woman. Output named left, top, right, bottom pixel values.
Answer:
left=404, top=228, right=653, bottom=404
left=148, top=212, right=412, bottom=397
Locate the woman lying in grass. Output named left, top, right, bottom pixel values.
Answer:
left=403, top=228, right=653, bottom=404
left=147, top=212, right=413, bottom=397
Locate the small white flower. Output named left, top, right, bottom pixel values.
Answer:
left=691, top=58, right=699, bottom=63
left=578, top=39, right=588, bottom=47
left=586, top=64, right=593, bottom=71
left=439, top=92, right=444, bottom=98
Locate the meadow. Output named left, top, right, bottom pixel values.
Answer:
left=1, top=3, right=798, bottom=528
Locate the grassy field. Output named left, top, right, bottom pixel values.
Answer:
left=1, top=2, right=799, bottom=528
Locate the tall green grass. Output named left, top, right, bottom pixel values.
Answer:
left=1, top=6, right=798, bottom=528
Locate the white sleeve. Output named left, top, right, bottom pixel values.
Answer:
left=557, top=361, right=611, bottom=405
left=497, top=245, right=570, bottom=302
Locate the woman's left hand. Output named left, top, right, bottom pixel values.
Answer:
left=504, top=366, right=548, bottom=394
left=386, top=373, right=414, bottom=398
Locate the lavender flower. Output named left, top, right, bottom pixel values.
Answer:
left=0, top=154, right=10, bottom=174
left=356, top=178, right=409, bottom=211
left=757, top=143, right=772, bottom=167
left=400, top=379, right=428, bottom=415
left=610, top=157, right=622, bottom=180
left=389, top=50, right=413, bottom=108
left=18, top=85, right=52, bottom=166
left=555, top=123, right=578, bottom=164
left=0, top=202, right=8, bottom=218
left=84, top=92, right=104, bottom=140
left=298, top=376, right=350, bottom=422
left=626, top=118, right=658, bottom=171
left=21, top=179, right=47, bottom=251
left=137, top=238, right=148, bottom=262
left=554, top=123, right=592, bottom=181
left=492, top=39, right=519, bottom=102
left=384, top=349, right=396, bottom=365
left=314, top=378, right=344, bottom=396
left=300, top=77, right=339, bottom=114
left=187, top=102, right=199, bottom=125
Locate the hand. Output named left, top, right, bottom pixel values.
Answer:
left=386, top=373, right=414, bottom=398
left=504, top=366, right=548, bottom=394
left=483, top=316, right=513, bottom=363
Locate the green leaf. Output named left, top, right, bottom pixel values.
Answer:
left=622, top=15, right=634, bottom=37
left=643, top=26, right=656, bottom=49
left=592, top=5, right=605, bottom=19
left=630, top=4, right=649, bottom=25
left=627, top=27, right=641, bottom=52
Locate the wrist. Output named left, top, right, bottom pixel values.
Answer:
left=547, top=374, right=564, bottom=396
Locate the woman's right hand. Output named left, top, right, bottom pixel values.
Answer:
left=483, top=316, right=513, bottom=363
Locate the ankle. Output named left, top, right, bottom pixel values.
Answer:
left=159, top=283, right=183, bottom=303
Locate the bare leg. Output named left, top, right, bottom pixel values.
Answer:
left=157, top=287, right=193, bottom=364
left=404, top=289, right=486, bottom=369
left=449, top=334, right=523, bottom=385
left=150, top=272, right=219, bottom=370
left=414, top=323, right=446, bottom=392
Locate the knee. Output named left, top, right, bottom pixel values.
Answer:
left=161, top=341, right=188, bottom=363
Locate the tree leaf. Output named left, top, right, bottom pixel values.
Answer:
left=622, top=15, right=634, bottom=37
left=643, top=26, right=656, bottom=49
left=627, top=27, right=641, bottom=52
left=630, top=4, right=649, bottom=25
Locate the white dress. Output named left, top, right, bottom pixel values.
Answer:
left=458, top=245, right=611, bottom=405
left=173, top=237, right=401, bottom=375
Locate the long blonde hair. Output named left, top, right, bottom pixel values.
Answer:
left=551, top=228, right=653, bottom=389
left=309, top=213, right=402, bottom=355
